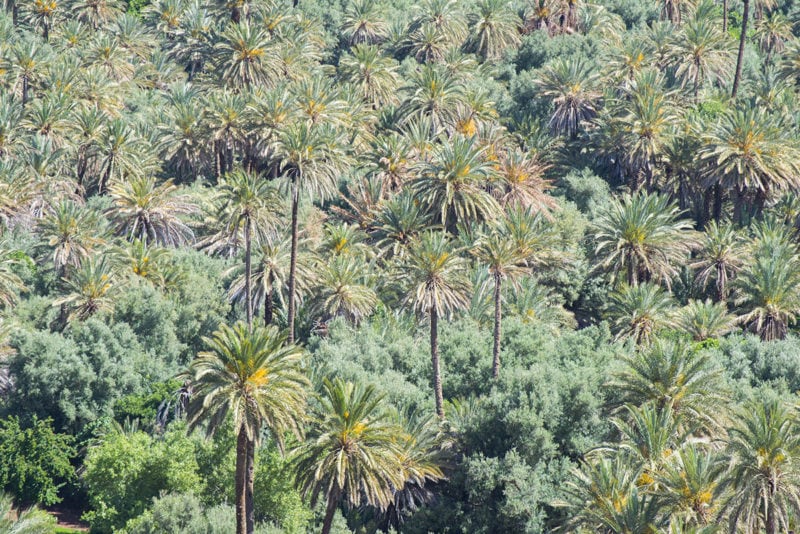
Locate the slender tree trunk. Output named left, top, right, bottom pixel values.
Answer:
left=731, top=0, right=749, bottom=99
left=321, top=493, right=339, bottom=534
left=264, top=287, right=273, bottom=325
left=244, top=216, right=253, bottom=328
left=766, top=479, right=777, bottom=534
left=492, top=274, right=502, bottom=379
left=287, top=176, right=299, bottom=344
left=713, top=183, right=723, bottom=222
left=245, top=439, right=255, bottom=534
left=22, top=75, right=28, bottom=107
left=235, top=429, right=248, bottom=534
left=722, top=0, right=728, bottom=33
left=430, top=308, right=444, bottom=418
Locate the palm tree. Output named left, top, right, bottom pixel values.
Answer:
left=372, top=192, right=434, bottom=259
left=606, top=283, right=676, bottom=345
left=410, top=135, right=499, bottom=231
left=699, top=106, right=800, bottom=222
left=722, top=398, right=800, bottom=534
left=400, top=232, right=471, bottom=417
left=186, top=322, right=309, bottom=534
left=754, top=10, right=792, bottom=64
left=734, top=239, right=800, bottom=341
left=341, top=0, right=388, bottom=45
left=656, top=444, right=725, bottom=526
left=672, top=17, right=733, bottom=99
left=611, top=338, right=728, bottom=431
left=214, top=170, right=282, bottom=327
left=0, top=247, right=26, bottom=310
left=534, top=57, right=601, bottom=138
left=465, top=0, right=521, bottom=61
left=107, top=176, right=197, bottom=247
left=401, top=65, right=465, bottom=133
left=109, top=238, right=173, bottom=286
left=691, top=221, right=746, bottom=302
left=275, top=123, right=343, bottom=343
left=492, top=149, right=555, bottom=212
left=594, top=191, right=697, bottom=288
left=36, top=201, right=106, bottom=277
left=54, top=256, right=117, bottom=321
left=310, top=256, right=379, bottom=326
left=70, top=0, right=122, bottom=29
left=673, top=299, right=738, bottom=341
left=472, top=228, right=529, bottom=378
left=215, top=22, right=278, bottom=89
left=338, top=45, right=400, bottom=108
left=295, top=378, right=405, bottom=534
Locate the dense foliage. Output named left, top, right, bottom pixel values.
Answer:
left=3, top=0, right=800, bottom=532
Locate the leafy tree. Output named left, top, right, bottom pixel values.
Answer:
left=185, top=322, right=309, bottom=534
left=0, top=416, right=74, bottom=506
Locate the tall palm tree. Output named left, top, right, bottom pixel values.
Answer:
left=401, top=65, right=465, bottom=133
left=492, top=149, right=555, bottom=212
left=731, top=0, right=750, bottom=98
left=337, top=45, right=400, bottom=108
left=186, top=322, right=309, bottom=534
left=534, top=57, right=602, bottom=138
left=722, top=398, right=800, bottom=534
left=215, top=170, right=282, bottom=327
left=295, top=378, right=406, bottom=534
left=465, top=0, right=521, bottom=61
left=215, top=22, right=278, bottom=89
left=656, top=444, right=725, bottom=526
left=400, top=231, right=471, bottom=417
left=310, top=256, right=378, bottom=326
left=340, top=0, right=388, bottom=45
left=410, top=135, right=499, bottom=231
left=594, top=191, right=697, bottom=288
left=107, top=176, right=197, bottom=247
left=275, top=123, right=343, bottom=343
left=606, top=282, right=676, bottom=345
left=754, top=10, right=792, bottom=64
left=472, top=227, right=529, bottom=378
left=672, top=17, right=734, bottom=99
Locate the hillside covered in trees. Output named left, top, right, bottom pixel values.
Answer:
left=3, top=0, right=800, bottom=532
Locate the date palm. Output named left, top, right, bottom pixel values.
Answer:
left=731, top=0, right=750, bottom=98
left=673, top=299, right=737, bottom=341
left=610, top=338, right=728, bottom=431
left=96, top=119, right=149, bottom=194
left=755, top=10, right=792, bottom=63
left=186, top=322, right=309, bottom=534
left=275, top=123, right=343, bottom=343
left=699, top=107, right=800, bottom=222
left=36, top=200, right=106, bottom=277
left=465, top=0, right=521, bottom=61
left=400, top=231, right=471, bottom=417
left=534, top=57, right=602, bottom=138
left=310, top=256, right=378, bottom=326
left=734, top=238, right=800, bottom=341
left=401, top=65, right=465, bottom=134
left=492, top=149, right=555, bottom=212
left=594, top=191, right=697, bottom=288
left=341, top=0, right=388, bottom=45
left=410, top=0, right=468, bottom=45
left=410, top=135, right=500, bottom=231
left=656, top=444, right=726, bottom=526
left=215, top=22, right=278, bottom=89
left=21, top=0, right=60, bottom=40
left=215, top=169, right=282, bottom=327
left=107, top=176, right=197, bottom=247
left=0, top=493, right=55, bottom=533
left=472, top=228, right=529, bottom=378
left=338, top=45, right=400, bottom=108
left=672, top=17, right=733, bottom=99
left=54, top=256, right=117, bottom=321
left=721, top=398, right=800, bottom=534
left=372, top=192, right=434, bottom=259
left=606, top=282, right=676, bottom=345
left=70, top=0, right=122, bottom=29
left=295, top=378, right=405, bottom=534
left=690, top=221, right=746, bottom=301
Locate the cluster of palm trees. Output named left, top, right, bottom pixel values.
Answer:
left=595, top=191, right=800, bottom=343
left=563, top=339, right=800, bottom=534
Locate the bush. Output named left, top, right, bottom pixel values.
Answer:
left=82, top=425, right=202, bottom=533
left=0, top=416, right=74, bottom=506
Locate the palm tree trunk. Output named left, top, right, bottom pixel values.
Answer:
left=244, top=216, right=253, bottom=328
left=321, top=493, right=339, bottom=534
left=492, top=274, right=502, bottom=379
left=731, top=0, right=749, bottom=99
left=22, top=75, right=28, bottom=107
left=430, top=308, right=444, bottom=418
left=287, top=176, right=299, bottom=344
left=245, top=438, right=255, bottom=534
left=235, top=429, right=248, bottom=534
left=713, top=183, right=723, bottom=222
left=264, top=288, right=273, bottom=325
left=722, top=0, right=728, bottom=33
